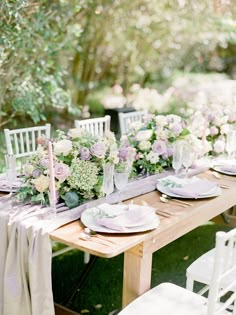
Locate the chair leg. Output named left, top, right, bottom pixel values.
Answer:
left=221, top=212, right=230, bottom=224
left=186, top=275, right=194, bottom=292
left=84, top=252, right=90, bottom=264
left=65, top=255, right=97, bottom=307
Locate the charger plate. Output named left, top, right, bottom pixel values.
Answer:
left=157, top=176, right=221, bottom=199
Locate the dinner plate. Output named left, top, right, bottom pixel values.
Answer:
left=156, top=176, right=221, bottom=199
left=81, top=206, right=160, bottom=233
left=212, top=166, right=236, bottom=176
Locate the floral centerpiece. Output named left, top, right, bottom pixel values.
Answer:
left=123, top=114, right=190, bottom=175
left=17, top=129, right=119, bottom=208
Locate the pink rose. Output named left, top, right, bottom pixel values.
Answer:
left=54, top=162, right=71, bottom=182
left=37, top=136, right=46, bottom=145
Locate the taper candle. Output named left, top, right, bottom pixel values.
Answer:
left=48, top=140, right=56, bottom=207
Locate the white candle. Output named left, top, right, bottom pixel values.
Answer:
left=48, top=140, right=57, bottom=207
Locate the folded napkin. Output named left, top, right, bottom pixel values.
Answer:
left=168, top=180, right=217, bottom=198
left=219, top=165, right=236, bottom=173
left=95, top=204, right=157, bottom=232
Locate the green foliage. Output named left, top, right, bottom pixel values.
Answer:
left=0, top=0, right=81, bottom=128
left=63, top=191, right=79, bottom=209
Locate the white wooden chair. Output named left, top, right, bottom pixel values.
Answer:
left=74, top=115, right=111, bottom=263
left=4, top=124, right=51, bottom=159
left=118, top=110, right=147, bottom=135
left=186, top=228, right=236, bottom=297
left=74, top=115, right=111, bottom=137
left=118, top=229, right=236, bottom=315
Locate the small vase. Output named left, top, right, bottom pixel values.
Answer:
left=102, top=163, right=114, bottom=196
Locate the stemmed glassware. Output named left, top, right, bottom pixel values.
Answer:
left=102, top=162, right=114, bottom=197
left=114, top=163, right=130, bottom=203
left=172, top=141, right=184, bottom=175
left=182, top=142, right=195, bottom=177
left=5, top=154, right=17, bottom=197
left=225, top=129, right=236, bottom=159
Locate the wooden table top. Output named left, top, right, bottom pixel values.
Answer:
left=50, top=171, right=236, bottom=258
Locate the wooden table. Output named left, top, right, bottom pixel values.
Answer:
left=50, top=171, right=236, bottom=308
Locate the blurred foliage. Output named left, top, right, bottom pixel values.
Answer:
left=0, top=0, right=235, bottom=128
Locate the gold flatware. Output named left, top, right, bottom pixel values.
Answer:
left=212, top=171, right=236, bottom=181
left=160, top=196, right=188, bottom=208
left=80, top=228, right=119, bottom=245
left=155, top=210, right=172, bottom=218
left=161, top=194, right=193, bottom=206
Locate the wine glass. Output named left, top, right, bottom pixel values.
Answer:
left=172, top=141, right=184, bottom=175
left=102, top=163, right=114, bottom=197
left=114, top=163, right=129, bottom=203
left=5, top=154, right=17, bottom=197
left=225, top=130, right=236, bottom=159
left=182, top=142, right=195, bottom=177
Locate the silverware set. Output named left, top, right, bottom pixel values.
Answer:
left=159, top=194, right=192, bottom=207
left=79, top=227, right=119, bottom=246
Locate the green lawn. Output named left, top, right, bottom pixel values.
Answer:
left=52, top=221, right=231, bottom=315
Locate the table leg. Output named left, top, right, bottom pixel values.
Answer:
left=122, top=245, right=152, bottom=308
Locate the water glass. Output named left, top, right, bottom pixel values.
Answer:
left=5, top=154, right=17, bottom=194
left=182, top=142, right=195, bottom=177
left=172, top=141, right=184, bottom=175
left=225, top=130, right=236, bottom=159
left=114, top=164, right=129, bottom=203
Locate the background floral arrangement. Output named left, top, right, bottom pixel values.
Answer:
left=189, top=107, right=236, bottom=156
left=17, top=129, right=119, bottom=208
left=123, top=114, right=190, bottom=175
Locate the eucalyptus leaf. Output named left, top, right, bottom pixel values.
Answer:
left=64, top=191, right=79, bottom=209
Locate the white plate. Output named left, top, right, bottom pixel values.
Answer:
left=81, top=206, right=160, bottom=234
left=212, top=166, right=236, bottom=176
left=156, top=176, right=221, bottom=199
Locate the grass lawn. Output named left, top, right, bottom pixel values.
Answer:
left=52, top=220, right=231, bottom=315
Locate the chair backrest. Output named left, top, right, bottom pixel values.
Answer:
left=207, top=228, right=236, bottom=315
left=74, top=115, right=111, bottom=137
left=4, top=124, right=51, bottom=159
left=118, top=110, right=147, bottom=135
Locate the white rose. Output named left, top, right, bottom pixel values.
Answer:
left=136, top=130, right=153, bottom=142
left=139, top=141, right=151, bottom=151
left=155, top=128, right=169, bottom=140
left=130, top=121, right=144, bottom=131
left=54, top=139, right=73, bottom=156
left=146, top=151, right=160, bottom=164
left=155, top=115, right=167, bottom=127
left=32, top=175, right=50, bottom=193
left=68, top=128, right=82, bottom=139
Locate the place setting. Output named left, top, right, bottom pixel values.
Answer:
left=0, top=154, right=22, bottom=193
left=80, top=162, right=160, bottom=236
left=210, top=129, right=236, bottom=177
left=156, top=140, right=222, bottom=201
